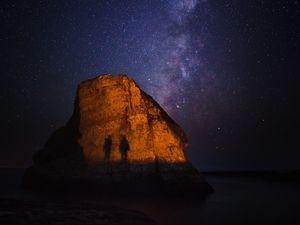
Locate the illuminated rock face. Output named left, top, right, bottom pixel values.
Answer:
left=24, top=74, right=212, bottom=195
left=77, top=74, right=187, bottom=165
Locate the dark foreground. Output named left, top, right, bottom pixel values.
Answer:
left=0, top=198, right=155, bottom=225
left=0, top=168, right=300, bottom=225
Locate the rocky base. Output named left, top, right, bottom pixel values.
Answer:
left=22, top=162, right=213, bottom=198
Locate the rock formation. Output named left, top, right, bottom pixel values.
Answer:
left=23, top=74, right=212, bottom=196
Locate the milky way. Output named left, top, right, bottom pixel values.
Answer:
left=1, top=0, right=299, bottom=169
left=146, top=0, right=201, bottom=113
left=138, top=0, right=233, bottom=135
left=137, top=0, right=222, bottom=126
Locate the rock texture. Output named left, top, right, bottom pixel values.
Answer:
left=23, top=74, right=212, bottom=196
left=77, top=74, right=187, bottom=164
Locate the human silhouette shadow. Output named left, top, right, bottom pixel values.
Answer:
left=119, top=136, right=130, bottom=161
left=103, top=135, right=112, bottom=162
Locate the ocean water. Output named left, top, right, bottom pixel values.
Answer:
left=0, top=168, right=299, bottom=225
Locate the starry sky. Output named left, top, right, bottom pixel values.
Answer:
left=1, top=0, right=299, bottom=170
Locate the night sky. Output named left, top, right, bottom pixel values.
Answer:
left=1, top=0, right=299, bottom=170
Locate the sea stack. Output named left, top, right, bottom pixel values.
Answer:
left=23, top=74, right=212, bottom=196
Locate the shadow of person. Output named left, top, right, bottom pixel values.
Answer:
left=103, top=135, right=112, bottom=162
left=119, top=135, right=130, bottom=162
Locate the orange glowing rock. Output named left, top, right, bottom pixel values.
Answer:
left=77, top=74, right=187, bottom=164
left=23, top=74, right=212, bottom=195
